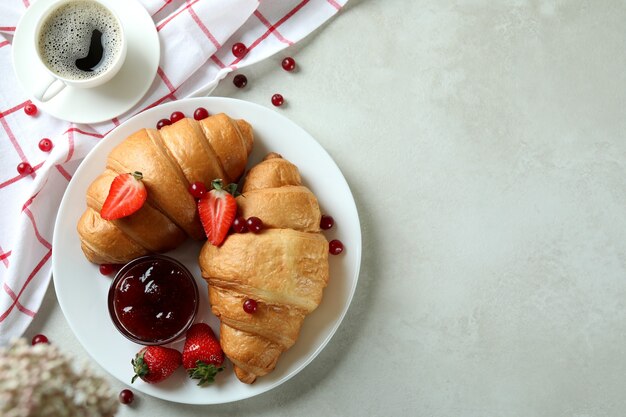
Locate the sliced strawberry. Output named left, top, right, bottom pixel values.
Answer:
left=182, top=323, right=224, bottom=385
left=198, top=179, right=238, bottom=246
left=131, top=346, right=182, bottom=384
left=101, top=172, right=147, bottom=220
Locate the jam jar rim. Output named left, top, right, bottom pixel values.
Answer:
left=107, top=254, right=199, bottom=346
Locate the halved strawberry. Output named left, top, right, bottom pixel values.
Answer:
left=198, top=179, right=238, bottom=246
left=100, top=172, right=147, bottom=220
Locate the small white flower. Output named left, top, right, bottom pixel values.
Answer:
left=0, top=338, right=118, bottom=417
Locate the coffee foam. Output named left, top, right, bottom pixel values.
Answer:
left=38, top=1, right=121, bottom=80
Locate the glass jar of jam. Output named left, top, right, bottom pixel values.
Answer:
left=108, top=255, right=199, bottom=345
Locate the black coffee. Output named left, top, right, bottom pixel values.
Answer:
left=38, top=1, right=121, bottom=80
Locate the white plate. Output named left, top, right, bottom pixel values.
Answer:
left=12, top=0, right=159, bottom=124
left=52, top=97, right=361, bottom=404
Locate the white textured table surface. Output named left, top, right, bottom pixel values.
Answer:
left=30, top=1, right=626, bottom=416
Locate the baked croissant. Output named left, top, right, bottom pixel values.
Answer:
left=77, top=113, right=254, bottom=264
left=199, top=153, right=329, bottom=384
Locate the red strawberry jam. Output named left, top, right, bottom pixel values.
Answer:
left=108, top=255, right=198, bottom=345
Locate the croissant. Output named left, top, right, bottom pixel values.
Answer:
left=77, top=113, right=254, bottom=264
left=199, top=153, right=329, bottom=384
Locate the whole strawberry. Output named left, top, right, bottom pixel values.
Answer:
left=182, top=323, right=224, bottom=385
left=198, top=179, right=238, bottom=246
left=131, top=346, right=182, bottom=384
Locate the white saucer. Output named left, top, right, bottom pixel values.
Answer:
left=12, top=0, right=160, bottom=124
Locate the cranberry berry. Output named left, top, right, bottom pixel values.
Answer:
left=243, top=299, right=258, bottom=314
left=233, top=74, right=247, bottom=89
left=329, top=239, right=344, bottom=255
left=320, top=215, right=334, bottom=230
left=232, top=42, right=248, bottom=58
left=271, top=94, right=284, bottom=107
left=193, top=107, right=209, bottom=121
left=170, top=111, right=185, bottom=124
left=246, top=217, right=263, bottom=233
left=189, top=181, right=207, bottom=199
left=17, top=162, right=33, bottom=175
left=119, top=389, right=134, bottom=405
left=99, top=264, right=116, bottom=276
left=156, top=118, right=172, bottom=130
left=31, top=334, right=49, bottom=345
left=282, top=57, right=296, bottom=71
left=38, top=138, right=53, bottom=152
left=24, top=103, right=38, bottom=116
left=232, top=216, right=248, bottom=233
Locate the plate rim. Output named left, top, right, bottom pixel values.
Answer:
left=52, top=96, right=362, bottom=404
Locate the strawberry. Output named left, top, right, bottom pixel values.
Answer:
left=182, top=323, right=224, bottom=385
left=131, top=346, right=182, bottom=384
left=101, top=171, right=147, bottom=220
left=197, top=179, right=238, bottom=246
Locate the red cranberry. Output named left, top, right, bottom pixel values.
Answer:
left=232, top=216, right=248, bottom=233
left=320, top=215, right=334, bottom=230
left=188, top=181, right=207, bottom=199
left=99, top=264, right=116, bottom=275
left=24, top=103, right=37, bottom=116
left=31, top=334, right=49, bottom=345
left=246, top=217, right=263, bottom=233
left=17, top=162, right=33, bottom=175
left=193, top=107, right=209, bottom=121
left=271, top=94, right=284, bottom=107
left=282, top=57, right=296, bottom=71
left=329, top=239, right=344, bottom=255
left=170, top=111, right=185, bottom=123
left=156, top=118, right=172, bottom=130
left=38, top=138, right=53, bottom=152
left=243, top=299, right=258, bottom=314
left=232, top=42, right=248, bottom=58
left=119, top=389, right=134, bottom=405
left=233, top=74, right=247, bottom=88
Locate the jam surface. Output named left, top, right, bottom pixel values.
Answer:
left=109, top=256, right=198, bottom=344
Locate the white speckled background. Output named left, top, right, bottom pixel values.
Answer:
left=31, top=1, right=626, bottom=415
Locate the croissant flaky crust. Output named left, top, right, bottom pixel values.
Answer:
left=199, top=153, right=329, bottom=384
left=77, top=113, right=253, bottom=264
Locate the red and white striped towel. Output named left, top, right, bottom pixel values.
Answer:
left=0, top=0, right=347, bottom=345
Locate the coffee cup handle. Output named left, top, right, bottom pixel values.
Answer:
left=34, top=74, right=66, bottom=102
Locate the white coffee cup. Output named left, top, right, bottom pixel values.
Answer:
left=33, top=0, right=127, bottom=102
